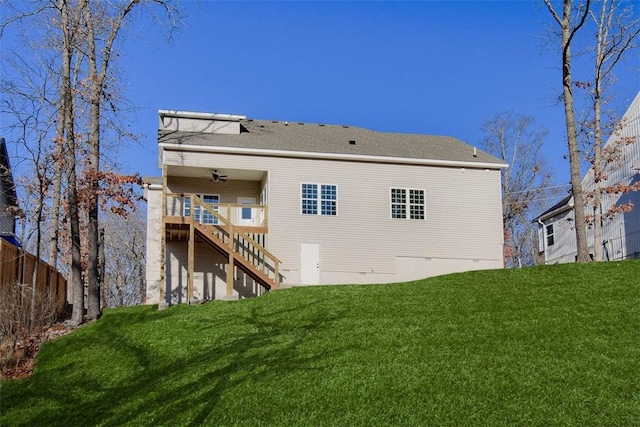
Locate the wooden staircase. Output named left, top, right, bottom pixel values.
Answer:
left=192, top=221, right=280, bottom=290
left=164, top=194, right=280, bottom=300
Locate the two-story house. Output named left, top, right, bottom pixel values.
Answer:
left=145, top=110, right=507, bottom=305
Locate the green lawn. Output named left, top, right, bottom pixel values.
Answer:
left=2, top=261, right=640, bottom=426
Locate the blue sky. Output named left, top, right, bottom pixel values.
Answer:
left=4, top=1, right=640, bottom=184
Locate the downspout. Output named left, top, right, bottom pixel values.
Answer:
left=537, top=218, right=547, bottom=265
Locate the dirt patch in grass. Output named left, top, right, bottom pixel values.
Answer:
left=1, top=322, right=77, bottom=381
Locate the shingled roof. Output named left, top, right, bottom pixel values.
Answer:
left=159, top=117, right=507, bottom=168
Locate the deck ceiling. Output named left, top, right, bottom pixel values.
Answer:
left=166, top=165, right=266, bottom=181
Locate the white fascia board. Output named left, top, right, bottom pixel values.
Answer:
left=538, top=202, right=575, bottom=222
left=158, top=110, right=246, bottom=121
left=158, top=142, right=509, bottom=170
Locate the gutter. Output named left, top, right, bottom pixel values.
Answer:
left=537, top=218, right=547, bottom=264
left=143, top=183, right=163, bottom=191
left=158, top=142, right=509, bottom=170
left=159, top=110, right=246, bottom=122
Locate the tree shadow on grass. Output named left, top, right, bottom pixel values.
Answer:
left=1, top=300, right=351, bottom=426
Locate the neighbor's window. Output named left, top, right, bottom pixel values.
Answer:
left=301, top=183, right=337, bottom=216
left=546, top=224, right=555, bottom=246
left=391, top=188, right=425, bottom=220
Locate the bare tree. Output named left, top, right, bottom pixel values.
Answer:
left=3, top=0, right=183, bottom=325
left=582, top=0, right=640, bottom=261
left=81, top=0, right=182, bottom=320
left=480, top=112, right=555, bottom=267
left=0, top=59, right=56, bottom=327
left=102, top=209, right=146, bottom=307
left=543, top=0, right=592, bottom=263
left=56, top=0, right=85, bottom=326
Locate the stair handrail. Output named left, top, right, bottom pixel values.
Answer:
left=191, top=195, right=280, bottom=285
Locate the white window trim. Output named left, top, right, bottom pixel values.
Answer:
left=546, top=223, right=555, bottom=246
left=184, top=193, right=220, bottom=224
left=390, top=187, right=426, bottom=220
left=300, top=183, right=338, bottom=216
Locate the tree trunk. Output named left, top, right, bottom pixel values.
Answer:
left=551, top=0, right=592, bottom=263
left=592, top=88, right=603, bottom=261
left=85, top=0, right=101, bottom=320
left=49, top=121, right=64, bottom=270
left=59, top=0, right=85, bottom=326
left=29, top=174, right=45, bottom=329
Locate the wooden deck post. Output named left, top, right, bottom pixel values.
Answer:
left=226, top=253, right=234, bottom=298
left=159, top=165, right=168, bottom=307
left=225, top=222, right=236, bottom=299
left=187, top=220, right=195, bottom=303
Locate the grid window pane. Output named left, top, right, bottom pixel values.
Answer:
left=321, top=185, right=337, bottom=200
left=391, top=188, right=425, bottom=220
left=192, top=194, right=220, bottom=224
left=391, top=188, right=406, bottom=204
left=183, top=197, right=191, bottom=217
left=409, top=190, right=424, bottom=205
left=410, top=204, right=425, bottom=220
left=409, top=190, right=425, bottom=219
left=321, top=200, right=336, bottom=216
left=392, top=204, right=406, bottom=219
left=321, top=185, right=337, bottom=216
left=302, top=184, right=318, bottom=215
left=302, top=184, right=317, bottom=200
left=391, top=188, right=407, bottom=219
left=302, top=183, right=337, bottom=216
left=200, top=195, right=219, bottom=224
left=302, top=199, right=318, bottom=215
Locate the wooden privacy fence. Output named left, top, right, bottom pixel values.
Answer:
left=0, top=238, right=67, bottom=316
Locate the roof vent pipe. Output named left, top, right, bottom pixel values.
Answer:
left=473, top=147, right=477, bottom=157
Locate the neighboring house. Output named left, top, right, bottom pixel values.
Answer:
left=0, top=137, right=20, bottom=247
left=145, top=110, right=507, bottom=305
left=536, top=91, right=640, bottom=263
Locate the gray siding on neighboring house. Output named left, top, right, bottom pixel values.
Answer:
left=540, top=209, right=578, bottom=264
left=539, top=92, right=640, bottom=263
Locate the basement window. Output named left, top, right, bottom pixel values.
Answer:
left=301, top=183, right=337, bottom=216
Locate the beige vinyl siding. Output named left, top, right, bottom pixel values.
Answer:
left=163, top=149, right=504, bottom=285
left=165, top=241, right=267, bottom=304
left=166, top=177, right=261, bottom=206
left=160, top=117, right=240, bottom=134
left=145, top=186, right=163, bottom=303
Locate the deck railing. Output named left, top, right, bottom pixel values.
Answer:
left=165, top=192, right=268, bottom=229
